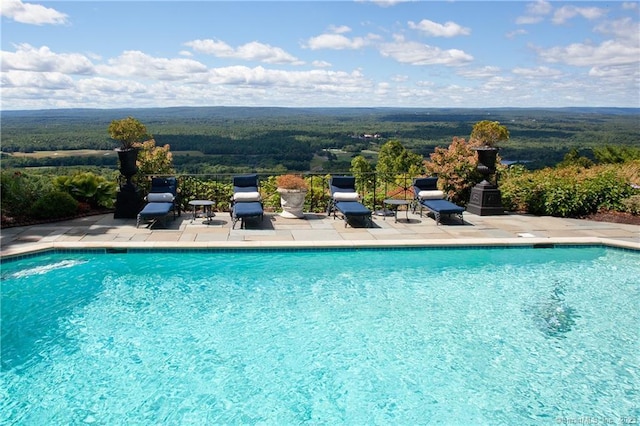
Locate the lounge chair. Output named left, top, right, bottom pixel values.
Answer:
left=230, top=174, right=264, bottom=229
left=327, top=176, right=372, bottom=227
left=412, top=177, right=464, bottom=225
left=136, top=177, right=180, bottom=228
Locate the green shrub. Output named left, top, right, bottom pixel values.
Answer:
left=30, top=191, right=79, bottom=219
left=578, top=170, right=634, bottom=213
left=53, top=172, right=117, bottom=208
left=177, top=176, right=232, bottom=212
left=1, top=170, right=53, bottom=220
left=305, top=175, right=330, bottom=213
left=500, top=165, right=637, bottom=218
left=622, top=195, right=640, bottom=215
left=593, top=145, right=640, bottom=164
left=426, top=137, right=490, bottom=206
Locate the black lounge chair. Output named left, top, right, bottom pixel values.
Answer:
left=327, top=176, right=372, bottom=227
left=230, top=174, right=264, bottom=229
left=412, top=177, right=464, bottom=225
left=136, top=177, right=180, bottom=228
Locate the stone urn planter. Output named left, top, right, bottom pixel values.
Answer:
left=275, top=174, right=308, bottom=219
left=277, top=188, right=308, bottom=218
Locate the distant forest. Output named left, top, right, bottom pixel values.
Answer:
left=1, top=107, right=638, bottom=173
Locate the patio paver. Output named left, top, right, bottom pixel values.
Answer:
left=1, top=210, right=638, bottom=257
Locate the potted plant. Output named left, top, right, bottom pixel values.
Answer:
left=108, top=116, right=150, bottom=190
left=276, top=174, right=308, bottom=219
left=467, top=120, right=509, bottom=216
left=469, top=120, right=510, bottom=177
left=109, top=117, right=149, bottom=218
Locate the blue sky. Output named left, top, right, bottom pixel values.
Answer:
left=2, top=0, right=639, bottom=110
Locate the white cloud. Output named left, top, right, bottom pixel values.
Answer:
left=0, top=0, right=68, bottom=25
left=80, top=77, right=141, bottom=92
left=595, top=17, right=640, bottom=43
left=552, top=6, right=607, bottom=24
left=588, top=63, right=638, bottom=79
left=97, top=51, right=209, bottom=81
left=378, top=35, right=473, bottom=66
left=328, top=25, right=352, bottom=34
left=408, top=19, right=471, bottom=37
left=516, top=0, right=552, bottom=25
left=457, top=66, right=501, bottom=79
left=537, top=39, right=640, bottom=67
left=506, top=29, right=528, bottom=39
left=305, top=33, right=370, bottom=50
left=205, top=66, right=370, bottom=91
left=312, top=60, right=332, bottom=68
left=1, top=44, right=94, bottom=74
left=391, top=74, right=409, bottom=82
left=1, top=70, right=74, bottom=89
left=184, top=39, right=304, bottom=65
left=512, top=66, right=564, bottom=78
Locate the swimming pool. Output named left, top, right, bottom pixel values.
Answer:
left=1, top=246, right=638, bottom=424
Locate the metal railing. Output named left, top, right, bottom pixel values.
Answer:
left=137, top=172, right=420, bottom=214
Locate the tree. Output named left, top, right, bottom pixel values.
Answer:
left=350, top=155, right=374, bottom=193
left=558, top=148, right=593, bottom=168
left=593, top=145, right=640, bottom=164
left=108, top=116, right=150, bottom=150
left=425, top=137, right=483, bottom=205
left=376, top=140, right=424, bottom=182
left=134, top=139, right=175, bottom=189
left=469, top=120, right=510, bottom=147
left=136, top=139, right=174, bottom=175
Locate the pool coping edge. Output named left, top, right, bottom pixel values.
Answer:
left=1, top=236, right=638, bottom=260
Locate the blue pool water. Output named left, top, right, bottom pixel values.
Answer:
left=1, top=246, right=639, bottom=424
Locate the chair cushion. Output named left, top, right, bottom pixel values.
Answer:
left=139, top=202, right=173, bottom=217
left=420, top=199, right=465, bottom=214
left=233, top=174, right=258, bottom=188
left=333, top=192, right=361, bottom=201
left=150, top=177, right=177, bottom=195
left=418, top=190, right=444, bottom=200
left=234, top=191, right=261, bottom=202
left=233, top=185, right=258, bottom=193
left=147, top=192, right=175, bottom=202
left=233, top=201, right=263, bottom=218
left=335, top=201, right=371, bottom=216
left=413, top=177, right=439, bottom=191
left=330, top=176, right=356, bottom=191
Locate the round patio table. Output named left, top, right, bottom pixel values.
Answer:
left=383, top=199, right=411, bottom=223
left=189, top=200, right=215, bottom=224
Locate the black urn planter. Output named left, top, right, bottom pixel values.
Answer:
left=466, top=146, right=505, bottom=216
left=116, top=148, right=139, bottom=191
left=475, top=146, right=498, bottom=181
left=114, top=148, right=142, bottom=219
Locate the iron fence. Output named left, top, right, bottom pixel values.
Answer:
left=138, top=172, right=420, bottom=214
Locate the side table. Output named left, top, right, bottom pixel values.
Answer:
left=189, top=200, right=215, bottom=224
left=383, top=199, right=411, bottom=223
